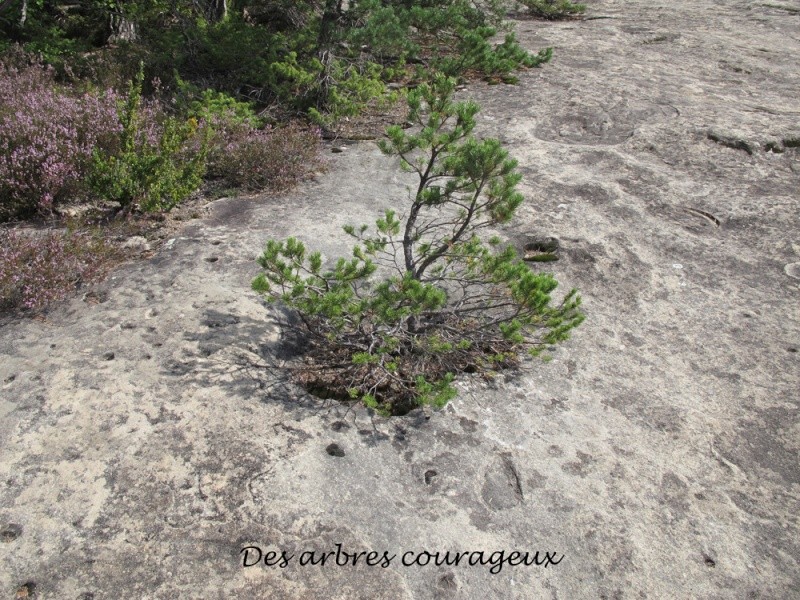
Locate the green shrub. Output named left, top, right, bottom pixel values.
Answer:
left=437, top=31, right=552, bottom=79
left=252, top=76, right=583, bottom=415
left=520, top=0, right=587, bottom=19
left=180, top=83, right=262, bottom=128
left=307, top=59, right=392, bottom=127
left=176, top=78, right=324, bottom=193
left=89, top=66, right=209, bottom=212
left=4, top=1, right=555, bottom=126
left=154, top=2, right=550, bottom=123
left=346, top=0, right=551, bottom=80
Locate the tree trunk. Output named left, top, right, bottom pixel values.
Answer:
left=317, top=0, right=341, bottom=53
left=313, top=0, right=343, bottom=108
left=18, top=0, right=27, bottom=27
left=108, top=12, right=137, bottom=44
left=211, top=0, right=227, bottom=21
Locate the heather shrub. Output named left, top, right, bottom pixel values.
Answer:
left=0, top=227, right=116, bottom=311
left=208, top=121, right=322, bottom=192
left=0, top=60, right=121, bottom=220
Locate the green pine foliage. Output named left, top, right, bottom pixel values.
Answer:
left=520, top=0, right=587, bottom=20
left=253, top=76, right=583, bottom=415
left=179, top=82, right=263, bottom=129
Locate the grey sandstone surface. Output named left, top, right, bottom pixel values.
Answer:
left=1, top=0, right=799, bottom=598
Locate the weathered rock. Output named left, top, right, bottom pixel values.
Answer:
left=0, top=1, right=798, bottom=598
left=120, top=236, right=151, bottom=252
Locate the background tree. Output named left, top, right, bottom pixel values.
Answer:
left=0, top=0, right=552, bottom=123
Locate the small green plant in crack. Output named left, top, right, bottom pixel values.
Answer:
left=520, top=0, right=587, bottom=19
left=252, top=75, right=583, bottom=415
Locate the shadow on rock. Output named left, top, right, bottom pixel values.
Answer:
left=161, top=307, right=333, bottom=418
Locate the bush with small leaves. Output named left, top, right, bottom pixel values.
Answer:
left=253, top=76, right=583, bottom=415
left=89, top=66, right=210, bottom=212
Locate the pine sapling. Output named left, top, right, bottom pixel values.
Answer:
left=253, top=75, right=583, bottom=414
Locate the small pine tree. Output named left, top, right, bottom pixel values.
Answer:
left=520, top=0, right=587, bottom=20
left=253, top=75, right=583, bottom=415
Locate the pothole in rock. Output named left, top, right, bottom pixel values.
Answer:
left=301, top=364, right=424, bottom=416
left=1, top=523, right=22, bottom=542
left=306, top=385, right=352, bottom=403
left=437, top=572, right=457, bottom=591
left=16, top=582, right=36, bottom=598
left=784, top=263, right=800, bottom=279
left=306, top=382, right=419, bottom=416
left=535, top=101, right=679, bottom=146
left=326, top=443, right=345, bottom=457
left=522, top=237, right=560, bottom=262
left=702, top=553, right=716, bottom=568
left=424, top=469, right=438, bottom=485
